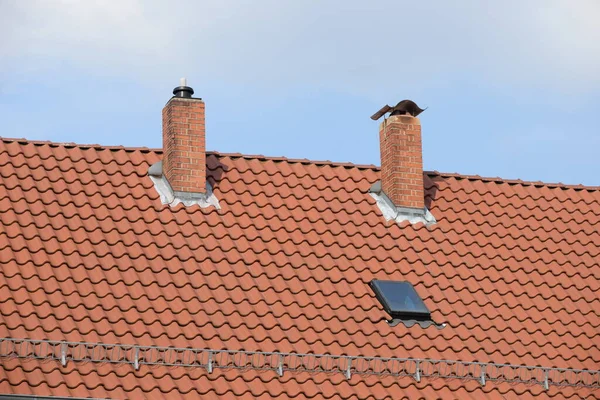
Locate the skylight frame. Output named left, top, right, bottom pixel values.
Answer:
left=369, top=280, right=431, bottom=321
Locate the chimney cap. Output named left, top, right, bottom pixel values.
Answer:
left=370, top=100, right=425, bottom=120
left=173, top=77, right=195, bottom=98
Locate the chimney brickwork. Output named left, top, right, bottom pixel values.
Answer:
left=379, top=114, right=424, bottom=210
left=162, top=97, right=206, bottom=194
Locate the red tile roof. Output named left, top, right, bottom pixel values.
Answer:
left=0, top=137, right=599, bottom=399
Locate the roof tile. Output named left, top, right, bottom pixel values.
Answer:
left=0, top=138, right=599, bottom=398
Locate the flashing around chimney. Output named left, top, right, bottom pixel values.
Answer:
left=369, top=181, right=436, bottom=226
left=148, top=161, right=220, bottom=209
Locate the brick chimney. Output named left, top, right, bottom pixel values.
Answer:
left=162, top=79, right=206, bottom=195
left=378, top=105, right=424, bottom=210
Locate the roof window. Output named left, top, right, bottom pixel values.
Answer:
left=369, top=280, right=431, bottom=321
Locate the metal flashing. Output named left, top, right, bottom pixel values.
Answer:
left=148, top=161, right=220, bottom=209
left=148, top=161, right=163, bottom=177
left=369, top=181, right=436, bottom=226
left=388, top=318, right=447, bottom=329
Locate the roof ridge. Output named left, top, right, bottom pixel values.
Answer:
left=207, top=150, right=379, bottom=169
left=0, top=136, right=158, bottom=153
left=427, top=171, right=600, bottom=191
left=2, top=136, right=598, bottom=190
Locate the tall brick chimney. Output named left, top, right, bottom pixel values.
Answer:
left=377, top=102, right=425, bottom=210
left=162, top=79, right=206, bottom=196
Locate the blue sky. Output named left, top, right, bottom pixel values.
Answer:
left=1, top=1, right=599, bottom=185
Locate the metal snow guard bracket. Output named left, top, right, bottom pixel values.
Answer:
left=0, top=338, right=598, bottom=390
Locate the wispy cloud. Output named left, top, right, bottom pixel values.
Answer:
left=1, top=0, right=599, bottom=185
left=2, top=0, right=599, bottom=96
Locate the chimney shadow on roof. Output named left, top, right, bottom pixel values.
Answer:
left=424, top=173, right=442, bottom=210
left=206, top=154, right=228, bottom=191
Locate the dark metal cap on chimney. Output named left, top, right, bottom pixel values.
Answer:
left=370, top=100, right=425, bottom=120
left=173, top=78, right=195, bottom=98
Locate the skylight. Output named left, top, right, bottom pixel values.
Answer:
left=369, top=280, right=431, bottom=321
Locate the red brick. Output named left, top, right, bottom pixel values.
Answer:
left=379, top=114, right=424, bottom=209
left=162, top=98, right=206, bottom=194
